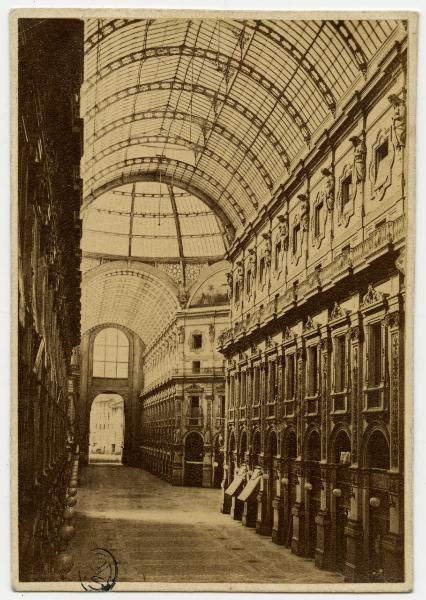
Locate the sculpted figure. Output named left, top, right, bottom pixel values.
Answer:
left=235, top=260, right=244, bottom=284
left=388, top=93, right=406, bottom=148
left=349, top=135, right=367, bottom=183
left=226, top=272, right=233, bottom=299
left=298, top=194, right=309, bottom=231
left=277, top=214, right=289, bottom=251
left=321, top=168, right=335, bottom=210
left=262, top=233, right=272, bottom=268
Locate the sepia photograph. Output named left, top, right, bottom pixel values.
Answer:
left=11, top=8, right=417, bottom=592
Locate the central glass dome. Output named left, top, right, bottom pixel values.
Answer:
left=81, top=180, right=227, bottom=261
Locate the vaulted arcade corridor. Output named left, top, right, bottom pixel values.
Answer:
left=65, top=465, right=343, bottom=585
left=17, top=13, right=410, bottom=588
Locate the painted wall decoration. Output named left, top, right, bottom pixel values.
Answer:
left=190, top=270, right=229, bottom=307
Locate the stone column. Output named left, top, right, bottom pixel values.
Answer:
left=256, top=462, right=271, bottom=535
left=220, top=372, right=231, bottom=513
left=171, top=442, right=183, bottom=486
left=315, top=464, right=333, bottom=570
left=344, top=468, right=365, bottom=582
left=291, top=345, right=306, bottom=555
left=291, top=460, right=305, bottom=555
left=272, top=457, right=285, bottom=544
left=344, top=323, right=365, bottom=581
left=315, top=335, right=332, bottom=569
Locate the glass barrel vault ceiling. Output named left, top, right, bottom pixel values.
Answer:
left=80, top=17, right=403, bottom=232
left=81, top=181, right=227, bottom=260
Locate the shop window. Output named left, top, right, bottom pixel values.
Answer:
left=369, top=322, right=382, bottom=386
left=307, top=346, right=318, bottom=395
left=335, top=335, right=346, bottom=392
left=192, top=333, right=202, bottom=350
left=240, top=371, right=247, bottom=406
left=366, top=430, right=390, bottom=470
left=229, top=376, right=235, bottom=408
left=286, top=354, right=295, bottom=398
left=92, top=327, right=129, bottom=379
left=341, top=174, right=352, bottom=206
left=190, top=396, right=200, bottom=410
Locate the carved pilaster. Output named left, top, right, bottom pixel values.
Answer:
left=349, top=324, right=363, bottom=465
left=385, top=311, right=402, bottom=471
left=320, top=335, right=331, bottom=461
left=296, top=346, right=306, bottom=458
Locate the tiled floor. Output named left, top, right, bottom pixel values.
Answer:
left=65, top=465, right=343, bottom=585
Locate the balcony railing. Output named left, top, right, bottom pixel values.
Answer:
left=186, top=406, right=203, bottom=426
left=141, top=366, right=225, bottom=396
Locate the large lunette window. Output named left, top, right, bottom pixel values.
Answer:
left=93, top=327, right=129, bottom=378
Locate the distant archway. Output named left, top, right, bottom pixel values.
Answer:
left=89, top=393, right=125, bottom=464
left=183, top=431, right=204, bottom=487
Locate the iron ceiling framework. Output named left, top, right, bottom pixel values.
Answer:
left=81, top=17, right=399, bottom=232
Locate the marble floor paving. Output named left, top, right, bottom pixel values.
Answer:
left=65, top=465, right=344, bottom=585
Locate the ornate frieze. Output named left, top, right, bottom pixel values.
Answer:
left=303, top=315, right=319, bottom=333
left=390, top=331, right=400, bottom=470
left=361, top=284, right=387, bottom=309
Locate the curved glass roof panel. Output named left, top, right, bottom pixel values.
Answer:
left=81, top=17, right=403, bottom=232
left=82, top=263, right=181, bottom=344
left=81, top=181, right=227, bottom=260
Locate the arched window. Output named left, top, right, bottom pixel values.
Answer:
left=93, top=327, right=129, bottom=379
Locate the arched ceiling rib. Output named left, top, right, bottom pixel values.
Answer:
left=81, top=262, right=181, bottom=344
left=82, top=181, right=228, bottom=261
left=81, top=17, right=400, bottom=231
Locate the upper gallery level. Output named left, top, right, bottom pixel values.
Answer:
left=219, top=32, right=408, bottom=351
left=141, top=262, right=230, bottom=395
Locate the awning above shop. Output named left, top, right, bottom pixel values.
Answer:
left=238, top=467, right=262, bottom=502
left=225, top=464, right=248, bottom=496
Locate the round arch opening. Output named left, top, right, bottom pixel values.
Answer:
left=89, top=393, right=125, bottom=464
left=366, top=430, right=390, bottom=470
left=184, top=431, right=204, bottom=487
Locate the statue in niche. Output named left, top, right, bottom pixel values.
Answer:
left=236, top=260, right=244, bottom=284
left=177, top=326, right=185, bottom=344
left=174, top=428, right=181, bottom=444
left=277, top=214, right=289, bottom=251
left=248, top=248, right=257, bottom=284
left=209, top=323, right=215, bottom=343
left=321, top=167, right=335, bottom=210
left=388, top=92, right=406, bottom=148
left=262, top=233, right=272, bottom=269
left=298, top=194, right=310, bottom=231
left=349, top=135, right=367, bottom=183
left=226, top=272, right=233, bottom=299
